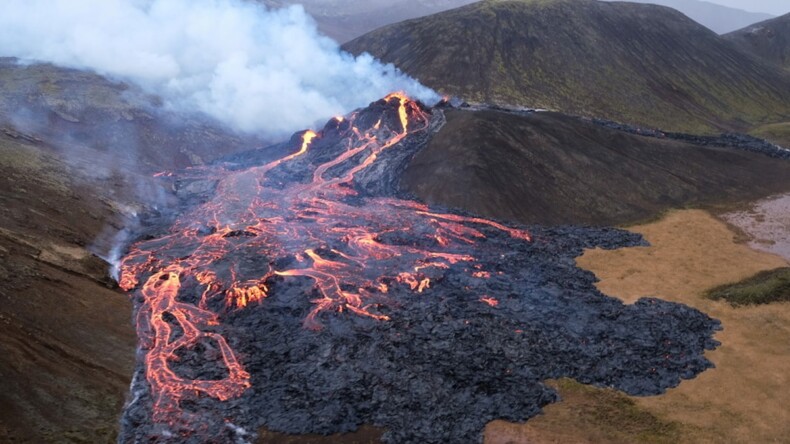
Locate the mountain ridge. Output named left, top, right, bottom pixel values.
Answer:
left=262, top=0, right=777, bottom=42
left=725, top=12, right=790, bottom=70
left=344, top=0, right=790, bottom=134
left=602, top=0, right=775, bottom=34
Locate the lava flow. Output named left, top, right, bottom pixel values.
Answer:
left=120, top=93, right=531, bottom=428
left=119, top=94, right=721, bottom=443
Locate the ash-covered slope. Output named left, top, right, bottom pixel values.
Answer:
left=726, top=13, right=790, bottom=71
left=402, top=107, right=790, bottom=227
left=343, top=0, right=790, bottom=134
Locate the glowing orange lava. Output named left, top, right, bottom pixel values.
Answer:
left=120, top=93, right=531, bottom=425
left=480, top=296, right=499, bottom=307
left=138, top=268, right=250, bottom=422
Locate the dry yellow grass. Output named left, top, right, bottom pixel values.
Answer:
left=485, top=209, right=790, bottom=443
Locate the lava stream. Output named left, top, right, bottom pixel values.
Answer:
left=120, top=93, right=532, bottom=426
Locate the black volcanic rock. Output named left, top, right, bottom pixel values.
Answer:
left=218, top=225, right=719, bottom=444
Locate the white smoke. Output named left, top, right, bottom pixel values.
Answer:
left=0, top=0, right=439, bottom=137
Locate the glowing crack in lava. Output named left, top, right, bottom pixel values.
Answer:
left=120, top=93, right=531, bottom=426
left=119, top=94, right=721, bottom=443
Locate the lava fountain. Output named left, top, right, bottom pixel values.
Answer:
left=118, top=95, right=720, bottom=443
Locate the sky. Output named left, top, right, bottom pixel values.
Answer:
left=701, top=0, right=788, bottom=15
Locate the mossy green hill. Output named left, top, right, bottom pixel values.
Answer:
left=344, top=0, right=790, bottom=134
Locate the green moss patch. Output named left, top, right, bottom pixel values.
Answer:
left=706, top=268, right=790, bottom=306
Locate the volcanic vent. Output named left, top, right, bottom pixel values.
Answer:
left=118, top=95, right=720, bottom=443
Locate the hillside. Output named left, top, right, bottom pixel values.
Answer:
left=401, top=108, right=790, bottom=226
left=725, top=15, right=790, bottom=146
left=0, top=61, right=260, bottom=442
left=602, top=0, right=774, bottom=34
left=725, top=13, right=790, bottom=71
left=0, top=133, right=136, bottom=443
left=344, top=0, right=790, bottom=134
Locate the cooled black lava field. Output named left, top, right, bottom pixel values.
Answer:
left=118, top=97, right=721, bottom=443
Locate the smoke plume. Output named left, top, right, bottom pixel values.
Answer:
left=0, top=0, right=438, bottom=137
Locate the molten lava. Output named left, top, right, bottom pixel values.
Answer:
left=120, top=93, right=532, bottom=427
left=118, top=94, right=723, bottom=444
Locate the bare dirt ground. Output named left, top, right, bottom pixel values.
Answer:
left=486, top=210, right=790, bottom=443
left=0, top=137, right=137, bottom=443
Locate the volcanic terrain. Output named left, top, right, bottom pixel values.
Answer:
left=2, top=58, right=790, bottom=442
left=116, top=95, right=721, bottom=443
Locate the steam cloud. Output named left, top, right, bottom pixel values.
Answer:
left=0, top=0, right=439, bottom=136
